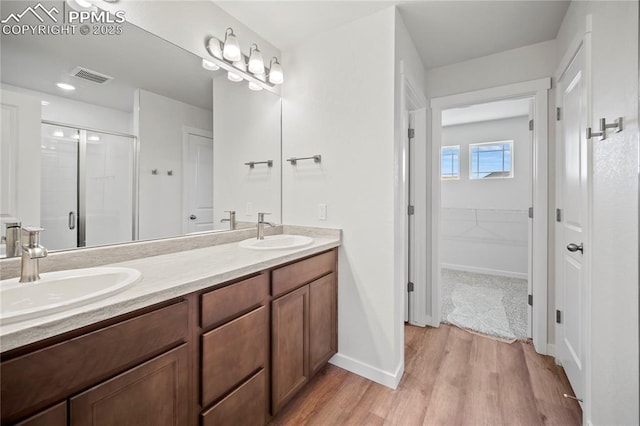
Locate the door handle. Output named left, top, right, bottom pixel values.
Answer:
left=68, top=211, right=76, bottom=230
left=566, top=243, right=583, bottom=253
left=189, top=215, right=197, bottom=220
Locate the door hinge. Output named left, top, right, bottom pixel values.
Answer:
left=528, top=119, right=534, bottom=131
left=408, top=282, right=415, bottom=292
left=528, top=294, right=533, bottom=306
left=408, top=205, right=415, bottom=216
left=528, top=207, right=534, bottom=219
left=556, top=208, right=562, bottom=222
left=408, top=128, right=415, bottom=139
left=556, top=107, right=562, bottom=121
left=556, top=309, right=562, bottom=324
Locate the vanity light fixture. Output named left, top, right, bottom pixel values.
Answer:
left=228, top=58, right=246, bottom=82
left=66, top=0, right=97, bottom=11
left=268, top=57, right=284, bottom=85
left=222, top=28, right=241, bottom=62
left=202, top=58, right=219, bottom=71
left=248, top=81, right=263, bottom=91
left=206, top=38, right=223, bottom=59
left=56, top=82, right=76, bottom=91
left=88, top=135, right=100, bottom=141
left=248, top=44, right=265, bottom=75
left=53, top=130, right=64, bottom=138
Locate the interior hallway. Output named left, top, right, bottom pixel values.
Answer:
left=270, top=324, right=581, bottom=425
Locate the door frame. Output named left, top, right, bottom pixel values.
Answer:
left=430, top=77, right=551, bottom=354
left=400, top=64, right=428, bottom=327
left=182, top=126, right=214, bottom=234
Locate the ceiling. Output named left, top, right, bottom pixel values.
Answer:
left=215, top=0, right=570, bottom=70
left=1, top=1, right=218, bottom=112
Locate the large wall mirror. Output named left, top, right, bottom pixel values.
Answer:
left=0, top=1, right=282, bottom=257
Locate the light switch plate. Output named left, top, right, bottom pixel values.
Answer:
left=318, top=203, right=327, bottom=220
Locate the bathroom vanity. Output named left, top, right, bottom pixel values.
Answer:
left=0, top=233, right=339, bottom=425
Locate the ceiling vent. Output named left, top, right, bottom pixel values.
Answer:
left=70, top=66, right=114, bottom=85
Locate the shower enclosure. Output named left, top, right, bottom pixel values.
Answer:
left=40, top=122, right=137, bottom=250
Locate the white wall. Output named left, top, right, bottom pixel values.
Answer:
left=212, top=76, right=281, bottom=228
left=282, top=7, right=400, bottom=387
left=556, top=2, right=639, bottom=424
left=135, top=89, right=212, bottom=240
left=99, top=1, right=280, bottom=73
left=441, top=116, right=530, bottom=277
left=425, top=40, right=558, bottom=341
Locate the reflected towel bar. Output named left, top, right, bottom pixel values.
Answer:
left=245, top=160, right=273, bottom=168
left=286, top=155, right=321, bottom=165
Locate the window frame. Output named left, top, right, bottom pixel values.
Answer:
left=440, top=145, right=460, bottom=180
left=468, top=140, right=514, bottom=180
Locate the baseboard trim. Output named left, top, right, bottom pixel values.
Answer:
left=329, top=353, right=403, bottom=389
left=441, top=263, right=528, bottom=280
left=546, top=343, right=556, bottom=357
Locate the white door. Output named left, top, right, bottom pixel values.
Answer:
left=1, top=89, right=41, bottom=230
left=556, top=44, right=588, bottom=402
left=183, top=129, right=213, bottom=234
left=527, top=99, right=534, bottom=338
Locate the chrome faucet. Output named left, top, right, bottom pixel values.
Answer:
left=2, top=221, right=21, bottom=258
left=19, top=227, right=48, bottom=283
left=220, top=210, right=236, bottom=230
left=256, top=212, right=275, bottom=240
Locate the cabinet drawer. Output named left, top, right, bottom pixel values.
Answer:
left=272, top=250, right=335, bottom=298
left=201, top=306, right=268, bottom=406
left=201, top=273, right=268, bottom=328
left=1, top=301, right=188, bottom=423
left=201, top=369, right=266, bottom=426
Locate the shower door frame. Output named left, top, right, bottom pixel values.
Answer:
left=42, top=120, right=139, bottom=247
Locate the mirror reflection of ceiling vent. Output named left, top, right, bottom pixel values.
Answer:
left=70, top=66, right=114, bottom=85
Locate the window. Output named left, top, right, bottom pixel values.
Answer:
left=441, top=146, right=460, bottom=180
left=469, top=141, right=513, bottom=179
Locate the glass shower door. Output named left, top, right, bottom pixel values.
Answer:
left=40, top=123, right=135, bottom=250
left=84, top=130, right=134, bottom=247
left=40, top=124, right=79, bottom=250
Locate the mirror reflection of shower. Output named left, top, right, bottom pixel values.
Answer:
left=40, top=122, right=135, bottom=250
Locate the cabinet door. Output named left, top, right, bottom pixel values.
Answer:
left=70, top=345, right=189, bottom=426
left=309, top=273, right=337, bottom=376
left=271, top=285, right=308, bottom=414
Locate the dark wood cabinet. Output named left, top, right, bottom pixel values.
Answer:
left=70, top=345, right=189, bottom=426
left=309, top=272, right=337, bottom=376
left=271, top=285, right=309, bottom=413
left=1, top=248, right=337, bottom=425
left=14, top=402, right=66, bottom=426
left=271, top=250, right=338, bottom=415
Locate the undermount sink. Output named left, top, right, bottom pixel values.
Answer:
left=239, top=234, right=313, bottom=250
left=0, top=267, right=142, bottom=324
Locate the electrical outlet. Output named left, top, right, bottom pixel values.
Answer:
left=318, top=203, right=327, bottom=220
left=246, top=202, right=253, bottom=216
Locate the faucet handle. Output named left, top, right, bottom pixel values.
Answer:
left=257, top=212, right=271, bottom=222
left=21, top=227, right=45, bottom=247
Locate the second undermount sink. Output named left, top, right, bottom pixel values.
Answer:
left=239, top=234, right=314, bottom=250
left=0, top=267, right=142, bottom=324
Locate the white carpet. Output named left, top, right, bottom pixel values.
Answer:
left=447, top=283, right=516, bottom=340
left=441, top=269, right=529, bottom=340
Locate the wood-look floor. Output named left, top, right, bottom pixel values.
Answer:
left=270, top=324, right=582, bottom=426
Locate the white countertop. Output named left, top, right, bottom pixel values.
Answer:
left=0, top=233, right=340, bottom=353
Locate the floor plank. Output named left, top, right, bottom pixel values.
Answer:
left=270, top=324, right=582, bottom=426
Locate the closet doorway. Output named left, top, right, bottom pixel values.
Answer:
left=439, top=97, right=533, bottom=340
left=430, top=78, right=550, bottom=353
left=40, top=122, right=136, bottom=250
